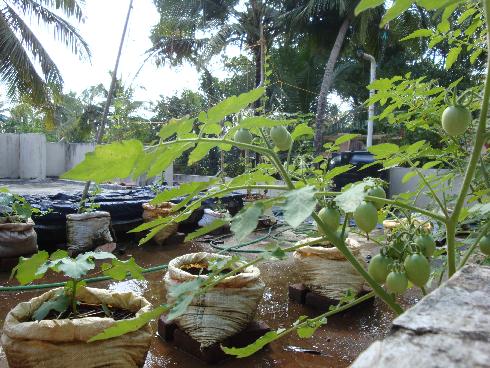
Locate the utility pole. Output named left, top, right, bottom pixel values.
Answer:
left=360, top=52, right=376, bottom=148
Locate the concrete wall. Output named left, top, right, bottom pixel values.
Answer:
left=0, top=133, right=20, bottom=179
left=0, top=134, right=172, bottom=184
left=389, top=167, right=462, bottom=208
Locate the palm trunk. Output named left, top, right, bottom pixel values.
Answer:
left=314, top=16, right=351, bottom=154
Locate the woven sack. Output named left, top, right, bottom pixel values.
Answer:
left=66, top=211, right=113, bottom=255
left=293, top=237, right=368, bottom=299
left=164, top=252, right=265, bottom=348
left=1, top=287, right=153, bottom=368
left=0, top=218, right=37, bottom=258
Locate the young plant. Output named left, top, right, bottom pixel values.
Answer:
left=0, top=188, right=42, bottom=223
left=11, top=250, right=144, bottom=320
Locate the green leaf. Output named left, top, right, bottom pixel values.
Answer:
left=11, top=251, right=49, bottom=285
left=381, top=0, right=413, bottom=27
left=400, top=29, right=433, bottom=41
left=131, top=146, right=167, bottom=179
left=188, top=143, right=217, bottom=165
left=402, top=171, right=417, bottom=184
left=222, top=330, right=281, bottom=358
left=89, top=305, right=168, bottom=342
left=368, top=143, right=400, bottom=158
left=62, top=140, right=144, bottom=183
left=291, top=123, right=314, bottom=141
left=32, top=293, right=69, bottom=321
left=159, top=117, right=194, bottom=140
left=231, top=202, right=264, bottom=241
left=445, top=47, right=462, bottom=69
left=239, top=117, right=294, bottom=130
left=202, top=88, right=265, bottom=124
left=324, top=165, right=354, bottom=182
left=355, top=0, right=384, bottom=15
left=56, top=257, right=96, bottom=279
left=422, top=161, right=441, bottom=170
left=184, top=219, right=228, bottom=241
left=469, top=203, right=490, bottom=215
left=470, top=49, right=483, bottom=64
left=147, top=142, right=194, bottom=178
left=151, top=180, right=214, bottom=205
left=102, top=258, right=144, bottom=281
left=283, top=186, right=317, bottom=228
left=297, top=317, right=327, bottom=338
left=334, top=134, right=360, bottom=146
left=77, top=251, right=116, bottom=262
left=335, top=179, right=376, bottom=213
left=167, top=278, right=203, bottom=321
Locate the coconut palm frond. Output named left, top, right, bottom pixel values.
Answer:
left=0, top=9, right=52, bottom=106
left=9, top=0, right=90, bottom=58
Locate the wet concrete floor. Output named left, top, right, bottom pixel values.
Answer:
left=0, top=228, right=420, bottom=367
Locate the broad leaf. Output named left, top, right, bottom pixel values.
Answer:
left=291, top=123, right=314, bottom=141
left=147, top=142, right=194, bottom=178
left=445, top=47, right=462, bottom=69
left=62, top=140, right=144, bottom=183
left=368, top=143, right=400, bottom=158
left=33, top=293, right=69, bottom=321
left=11, top=251, right=49, bottom=285
left=188, top=143, right=217, bottom=165
left=297, top=317, right=327, bottom=338
left=335, top=179, right=376, bottom=213
left=402, top=171, right=417, bottom=184
left=231, top=202, right=264, bottom=241
left=102, top=258, right=144, bottom=281
left=89, top=305, right=168, bottom=342
left=222, top=330, right=281, bottom=358
left=184, top=219, right=228, bottom=241
left=151, top=180, right=214, bottom=205
left=283, top=186, right=317, bottom=228
left=324, top=165, right=354, bottom=182
left=159, top=117, right=194, bottom=140
left=56, top=257, right=96, bottom=279
left=334, top=134, right=360, bottom=146
left=400, top=29, right=433, bottom=41
left=355, top=0, right=384, bottom=15
left=381, top=0, right=413, bottom=27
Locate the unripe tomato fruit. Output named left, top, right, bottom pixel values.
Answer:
left=441, top=105, right=472, bottom=136
left=234, top=128, right=253, bottom=145
left=386, top=271, right=408, bottom=294
left=367, top=186, right=386, bottom=210
left=368, top=254, right=392, bottom=284
left=479, top=235, right=490, bottom=256
left=354, top=202, right=378, bottom=234
left=270, top=126, right=292, bottom=151
left=404, top=253, right=430, bottom=287
left=318, top=207, right=341, bottom=234
left=415, top=234, right=436, bottom=258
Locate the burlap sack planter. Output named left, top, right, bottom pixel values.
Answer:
left=0, top=217, right=38, bottom=258
left=293, top=237, right=368, bottom=300
left=66, top=211, right=113, bottom=255
left=1, top=287, right=153, bottom=368
left=142, top=202, right=178, bottom=245
left=164, top=252, right=265, bottom=348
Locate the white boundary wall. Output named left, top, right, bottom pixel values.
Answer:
left=0, top=133, right=173, bottom=185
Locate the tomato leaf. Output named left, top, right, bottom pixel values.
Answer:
left=231, top=202, right=264, bottom=241
left=335, top=179, right=376, bottom=213
left=185, top=219, right=229, bottom=241
left=102, top=258, right=144, bottom=281
left=283, top=186, right=317, bottom=228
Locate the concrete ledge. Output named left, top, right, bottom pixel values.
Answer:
left=351, top=264, right=490, bottom=368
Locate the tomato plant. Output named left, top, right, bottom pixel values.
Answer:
left=57, top=0, right=489, bottom=357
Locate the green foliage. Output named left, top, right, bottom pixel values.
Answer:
left=283, top=186, right=317, bottom=228
left=0, top=190, right=41, bottom=221
left=230, top=202, right=264, bottom=241
left=62, top=140, right=144, bottom=183
left=184, top=219, right=229, bottom=241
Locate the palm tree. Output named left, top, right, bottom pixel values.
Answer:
left=0, top=0, right=89, bottom=113
left=286, top=0, right=384, bottom=153
left=150, top=0, right=284, bottom=88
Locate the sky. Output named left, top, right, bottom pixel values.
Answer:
left=2, top=0, right=348, bottom=112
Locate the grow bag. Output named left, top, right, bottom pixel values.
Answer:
left=0, top=218, right=37, bottom=258
left=164, top=252, right=265, bottom=348
left=142, top=202, right=178, bottom=245
left=1, top=287, right=153, bottom=368
left=293, top=237, right=367, bottom=300
left=66, top=211, right=113, bottom=255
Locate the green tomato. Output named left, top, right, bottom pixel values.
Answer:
left=404, top=253, right=430, bottom=288
left=386, top=271, right=408, bottom=294
left=353, top=202, right=378, bottom=234
left=367, top=186, right=386, bottom=210
left=479, top=235, right=490, bottom=256
left=318, top=207, right=341, bottom=234
left=270, top=126, right=292, bottom=151
left=234, top=128, right=253, bottom=145
left=415, top=234, right=436, bottom=258
left=441, top=105, right=472, bottom=136
left=368, top=254, right=392, bottom=284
